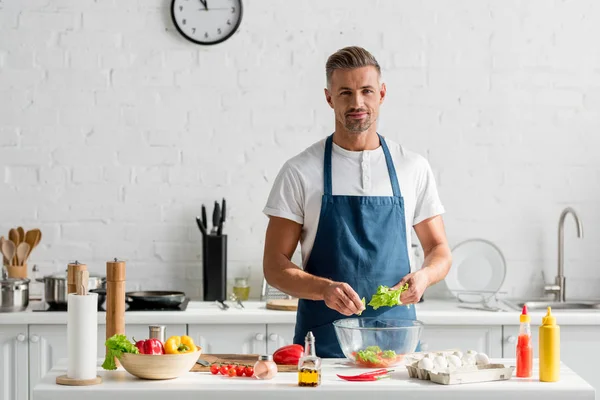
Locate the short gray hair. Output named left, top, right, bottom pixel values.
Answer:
left=325, top=46, right=381, bottom=88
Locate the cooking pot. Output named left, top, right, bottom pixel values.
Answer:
left=37, top=272, right=106, bottom=308
left=1, top=277, right=30, bottom=312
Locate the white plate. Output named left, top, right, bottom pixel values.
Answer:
left=445, top=239, right=506, bottom=303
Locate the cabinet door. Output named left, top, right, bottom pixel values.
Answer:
left=28, top=325, right=67, bottom=400
left=188, top=324, right=266, bottom=354
left=266, top=324, right=296, bottom=353
left=0, top=325, right=28, bottom=400
left=419, top=325, right=502, bottom=357
left=504, top=325, right=599, bottom=399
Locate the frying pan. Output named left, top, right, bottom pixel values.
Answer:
left=125, top=291, right=186, bottom=309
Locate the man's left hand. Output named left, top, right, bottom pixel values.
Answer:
left=396, top=270, right=430, bottom=305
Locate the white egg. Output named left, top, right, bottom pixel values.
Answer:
left=433, top=355, right=449, bottom=369
left=461, top=354, right=477, bottom=366
left=475, top=353, right=490, bottom=366
left=453, top=350, right=463, bottom=359
left=418, top=357, right=434, bottom=371
left=447, top=354, right=463, bottom=368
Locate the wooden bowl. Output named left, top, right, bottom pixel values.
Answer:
left=119, top=349, right=202, bottom=380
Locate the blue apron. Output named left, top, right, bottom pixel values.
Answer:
left=293, top=133, right=417, bottom=358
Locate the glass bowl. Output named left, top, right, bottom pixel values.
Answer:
left=332, top=318, right=423, bottom=367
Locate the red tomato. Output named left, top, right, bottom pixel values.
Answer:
left=219, top=365, right=229, bottom=375
left=244, top=366, right=254, bottom=377
left=273, top=344, right=304, bottom=365
left=227, top=368, right=236, bottom=377
left=235, top=365, right=245, bottom=377
left=210, top=364, right=220, bottom=375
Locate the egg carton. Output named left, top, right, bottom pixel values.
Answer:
left=405, top=350, right=514, bottom=385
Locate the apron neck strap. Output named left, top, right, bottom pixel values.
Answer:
left=324, top=134, right=402, bottom=197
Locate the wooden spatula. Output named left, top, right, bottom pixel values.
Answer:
left=17, top=227, right=25, bottom=244
left=8, top=229, right=20, bottom=264
left=24, top=229, right=42, bottom=261
left=1, top=240, right=16, bottom=267
left=15, top=242, right=30, bottom=266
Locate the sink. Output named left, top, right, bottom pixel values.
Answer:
left=504, top=300, right=600, bottom=311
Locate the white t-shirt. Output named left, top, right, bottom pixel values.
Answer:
left=263, top=136, right=445, bottom=268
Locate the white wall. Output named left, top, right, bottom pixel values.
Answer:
left=1, top=0, right=599, bottom=300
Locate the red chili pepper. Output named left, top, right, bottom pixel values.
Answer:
left=273, top=344, right=304, bottom=365
left=337, top=374, right=391, bottom=382
left=134, top=338, right=165, bottom=355
left=336, top=369, right=393, bottom=380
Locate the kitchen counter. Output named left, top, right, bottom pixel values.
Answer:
left=34, top=358, right=595, bottom=400
left=3, top=299, right=600, bottom=325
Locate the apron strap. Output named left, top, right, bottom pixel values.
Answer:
left=378, top=134, right=402, bottom=198
left=324, top=134, right=402, bottom=198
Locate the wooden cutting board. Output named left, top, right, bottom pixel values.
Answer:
left=266, top=298, right=298, bottom=311
left=191, top=354, right=298, bottom=372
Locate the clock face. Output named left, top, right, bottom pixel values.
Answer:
left=171, top=0, right=243, bottom=45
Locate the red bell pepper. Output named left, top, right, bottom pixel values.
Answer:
left=134, top=338, right=165, bottom=355
left=272, top=344, right=304, bottom=365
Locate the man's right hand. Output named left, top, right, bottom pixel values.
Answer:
left=323, top=282, right=365, bottom=316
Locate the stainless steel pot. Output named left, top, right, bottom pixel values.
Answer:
left=1, top=277, right=30, bottom=312
left=37, top=272, right=106, bottom=308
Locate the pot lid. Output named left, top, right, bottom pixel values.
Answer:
left=1, top=277, right=30, bottom=287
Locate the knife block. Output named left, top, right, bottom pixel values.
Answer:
left=202, top=235, right=227, bottom=302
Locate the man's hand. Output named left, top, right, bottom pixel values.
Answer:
left=323, top=282, right=365, bottom=316
left=397, top=270, right=430, bottom=305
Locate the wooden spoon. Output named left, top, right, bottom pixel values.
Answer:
left=24, top=229, right=42, bottom=260
left=17, top=227, right=25, bottom=245
left=8, top=229, right=20, bottom=255
left=0, top=236, right=7, bottom=266
left=1, top=239, right=16, bottom=267
left=15, top=242, right=30, bottom=266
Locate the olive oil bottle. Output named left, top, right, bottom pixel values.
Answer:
left=298, top=331, right=321, bottom=387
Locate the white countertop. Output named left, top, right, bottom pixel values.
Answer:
left=4, top=299, right=600, bottom=326
left=33, top=358, right=595, bottom=400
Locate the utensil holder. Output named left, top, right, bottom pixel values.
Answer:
left=6, top=264, right=27, bottom=279
left=202, top=235, right=227, bottom=302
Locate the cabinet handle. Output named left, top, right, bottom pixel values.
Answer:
left=506, top=336, right=517, bottom=344
left=30, top=334, right=39, bottom=343
left=420, top=342, right=429, bottom=351
left=255, top=333, right=265, bottom=341
left=16, top=333, right=26, bottom=342
left=269, top=334, right=278, bottom=341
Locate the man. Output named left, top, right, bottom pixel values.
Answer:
left=262, top=46, right=452, bottom=358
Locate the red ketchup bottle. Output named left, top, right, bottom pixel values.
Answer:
left=516, top=305, right=533, bottom=377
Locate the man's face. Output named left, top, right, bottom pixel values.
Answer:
left=325, top=66, right=386, bottom=134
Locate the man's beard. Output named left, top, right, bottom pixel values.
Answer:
left=344, top=113, right=373, bottom=133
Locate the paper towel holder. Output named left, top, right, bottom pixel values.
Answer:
left=56, top=270, right=103, bottom=386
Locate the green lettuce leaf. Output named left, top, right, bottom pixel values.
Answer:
left=367, top=283, right=410, bottom=310
left=102, top=334, right=139, bottom=370
left=356, top=297, right=366, bottom=315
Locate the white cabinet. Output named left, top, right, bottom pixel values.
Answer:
left=0, top=324, right=28, bottom=400
left=266, top=324, right=296, bottom=353
left=504, top=325, right=600, bottom=400
left=188, top=324, right=267, bottom=354
left=420, top=325, right=503, bottom=357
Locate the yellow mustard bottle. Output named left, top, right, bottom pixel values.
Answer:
left=539, top=307, right=560, bottom=382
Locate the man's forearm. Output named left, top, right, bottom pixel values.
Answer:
left=263, top=253, right=332, bottom=300
left=420, top=243, right=452, bottom=286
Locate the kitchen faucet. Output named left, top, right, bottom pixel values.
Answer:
left=544, top=207, right=584, bottom=302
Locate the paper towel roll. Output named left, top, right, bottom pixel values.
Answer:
left=67, top=292, right=98, bottom=380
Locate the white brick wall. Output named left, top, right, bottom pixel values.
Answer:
left=1, top=0, right=599, bottom=301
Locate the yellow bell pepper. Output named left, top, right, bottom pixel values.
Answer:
left=164, top=335, right=197, bottom=354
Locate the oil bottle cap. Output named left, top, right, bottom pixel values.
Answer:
left=520, top=305, right=531, bottom=323
left=542, top=306, right=556, bottom=325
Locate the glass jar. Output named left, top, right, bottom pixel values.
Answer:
left=253, top=355, right=278, bottom=380
left=233, top=277, right=250, bottom=301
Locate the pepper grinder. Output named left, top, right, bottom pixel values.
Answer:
left=67, top=261, right=87, bottom=295
left=106, top=258, right=126, bottom=366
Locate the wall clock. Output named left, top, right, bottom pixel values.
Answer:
left=171, top=0, right=243, bottom=45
